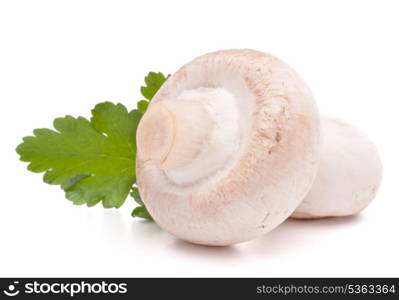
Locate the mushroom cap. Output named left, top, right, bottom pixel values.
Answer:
left=292, top=117, right=382, bottom=219
left=136, top=49, right=321, bottom=245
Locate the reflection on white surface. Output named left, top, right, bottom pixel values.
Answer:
left=249, top=215, right=364, bottom=258
left=101, top=210, right=364, bottom=262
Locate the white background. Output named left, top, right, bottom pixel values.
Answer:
left=1, top=0, right=398, bottom=277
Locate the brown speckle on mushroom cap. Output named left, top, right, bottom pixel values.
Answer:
left=136, top=49, right=321, bottom=246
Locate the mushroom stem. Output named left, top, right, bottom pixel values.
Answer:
left=136, top=103, right=176, bottom=164
left=137, top=87, right=240, bottom=185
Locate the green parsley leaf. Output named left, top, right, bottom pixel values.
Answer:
left=137, top=100, right=149, bottom=114
left=140, top=72, right=170, bottom=101
left=130, top=187, right=154, bottom=220
left=131, top=206, right=153, bottom=220
left=130, top=187, right=143, bottom=205
left=16, top=102, right=142, bottom=208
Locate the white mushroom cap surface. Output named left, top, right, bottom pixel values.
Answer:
left=136, top=49, right=321, bottom=245
left=292, top=117, right=382, bottom=219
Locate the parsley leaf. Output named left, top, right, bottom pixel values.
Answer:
left=132, top=206, right=153, bottom=220
left=130, top=187, right=143, bottom=205
left=16, top=102, right=142, bottom=208
left=137, top=100, right=149, bottom=114
left=16, top=71, right=170, bottom=219
left=140, top=72, right=170, bottom=101
left=130, top=187, right=153, bottom=220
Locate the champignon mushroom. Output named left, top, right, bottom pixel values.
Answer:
left=291, top=117, right=382, bottom=219
left=136, top=49, right=321, bottom=246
